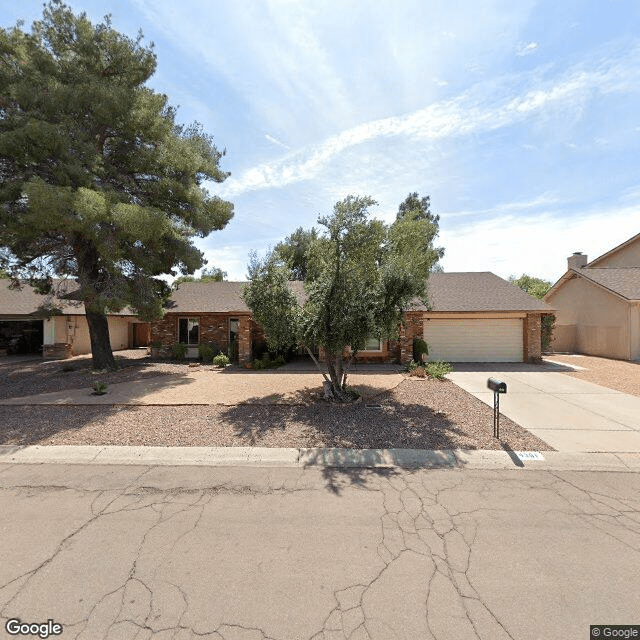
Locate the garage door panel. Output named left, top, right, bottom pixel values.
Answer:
left=424, top=318, right=523, bottom=362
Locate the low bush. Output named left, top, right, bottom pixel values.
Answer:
left=404, top=359, right=419, bottom=372
left=409, top=366, right=426, bottom=378
left=171, top=343, right=188, bottom=359
left=424, top=360, right=453, bottom=379
left=60, top=364, right=77, bottom=373
left=212, top=354, right=230, bottom=367
left=250, top=354, right=285, bottom=370
left=251, top=340, right=269, bottom=360
left=92, top=381, right=108, bottom=395
left=198, top=342, right=223, bottom=361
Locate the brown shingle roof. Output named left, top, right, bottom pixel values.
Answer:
left=0, top=280, right=83, bottom=316
left=164, top=274, right=552, bottom=314
left=0, top=280, right=135, bottom=316
left=573, top=268, right=640, bottom=300
left=422, top=272, right=553, bottom=312
left=165, top=281, right=307, bottom=313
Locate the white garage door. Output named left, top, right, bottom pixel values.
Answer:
left=424, top=318, right=523, bottom=362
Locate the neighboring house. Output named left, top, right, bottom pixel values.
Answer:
left=150, top=274, right=552, bottom=364
left=0, top=280, right=149, bottom=358
left=544, top=233, right=640, bottom=360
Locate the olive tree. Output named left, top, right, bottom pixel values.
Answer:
left=243, top=195, right=442, bottom=401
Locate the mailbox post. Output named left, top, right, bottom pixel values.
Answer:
left=487, top=378, right=507, bottom=439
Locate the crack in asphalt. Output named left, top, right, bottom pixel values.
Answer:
left=0, top=468, right=638, bottom=639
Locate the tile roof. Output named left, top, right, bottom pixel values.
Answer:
left=0, top=280, right=135, bottom=316
left=164, top=274, right=552, bottom=314
left=573, top=268, right=640, bottom=300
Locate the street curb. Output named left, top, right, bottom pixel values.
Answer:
left=0, top=445, right=638, bottom=471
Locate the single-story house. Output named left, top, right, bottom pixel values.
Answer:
left=0, top=279, right=150, bottom=358
left=544, top=232, right=640, bottom=360
left=150, top=273, right=553, bottom=364
left=148, top=281, right=306, bottom=362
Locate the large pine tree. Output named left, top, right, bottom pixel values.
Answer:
left=0, top=2, right=233, bottom=368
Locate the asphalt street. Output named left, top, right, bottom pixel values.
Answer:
left=0, top=462, right=638, bottom=640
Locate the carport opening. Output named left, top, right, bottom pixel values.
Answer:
left=0, top=320, right=44, bottom=355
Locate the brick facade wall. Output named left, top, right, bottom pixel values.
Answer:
left=523, top=313, right=542, bottom=361
left=316, top=312, right=424, bottom=364
left=150, top=313, right=254, bottom=362
left=151, top=310, right=427, bottom=365
left=395, top=311, right=424, bottom=364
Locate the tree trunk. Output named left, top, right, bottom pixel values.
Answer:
left=85, top=305, right=116, bottom=370
left=326, top=353, right=352, bottom=402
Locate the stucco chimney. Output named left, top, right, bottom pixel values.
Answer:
left=567, top=252, right=588, bottom=270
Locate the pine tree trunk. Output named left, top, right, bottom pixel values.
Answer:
left=85, top=306, right=116, bottom=370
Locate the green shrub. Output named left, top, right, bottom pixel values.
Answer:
left=171, top=343, right=188, bottom=359
left=198, top=343, right=217, bottom=361
left=345, top=385, right=361, bottom=399
left=404, top=359, right=419, bottom=372
left=424, top=360, right=453, bottom=380
left=250, top=354, right=286, bottom=370
left=212, top=354, right=230, bottom=367
left=251, top=340, right=269, bottom=360
left=412, top=338, right=429, bottom=363
left=92, top=381, right=108, bottom=395
left=150, top=340, right=162, bottom=349
left=60, top=364, right=77, bottom=373
left=541, top=314, right=555, bottom=352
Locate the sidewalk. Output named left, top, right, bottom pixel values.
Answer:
left=1, top=444, right=638, bottom=471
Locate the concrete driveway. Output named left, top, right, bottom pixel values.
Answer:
left=447, top=363, right=640, bottom=452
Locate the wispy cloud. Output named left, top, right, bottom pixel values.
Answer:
left=218, top=46, right=640, bottom=197
left=265, top=134, right=290, bottom=150
left=441, top=193, right=565, bottom=219
left=516, top=41, right=539, bottom=56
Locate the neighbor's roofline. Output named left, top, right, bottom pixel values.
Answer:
left=544, top=268, right=634, bottom=302
left=586, top=231, right=640, bottom=268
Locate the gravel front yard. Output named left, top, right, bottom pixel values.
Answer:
left=0, top=376, right=553, bottom=451
left=0, top=350, right=179, bottom=401
left=544, top=354, right=640, bottom=396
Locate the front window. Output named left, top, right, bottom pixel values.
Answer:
left=363, top=337, right=382, bottom=351
left=178, top=318, right=199, bottom=345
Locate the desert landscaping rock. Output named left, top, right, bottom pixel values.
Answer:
left=0, top=377, right=552, bottom=451
left=543, top=353, right=640, bottom=396
left=0, top=350, right=553, bottom=451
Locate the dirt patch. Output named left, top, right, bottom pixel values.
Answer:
left=544, top=354, right=640, bottom=396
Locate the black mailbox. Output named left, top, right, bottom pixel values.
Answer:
left=487, top=378, right=507, bottom=438
left=487, top=377, right=507, bottom=393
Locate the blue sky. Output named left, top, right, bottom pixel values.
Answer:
left=4, top=1, right=640, bottom=283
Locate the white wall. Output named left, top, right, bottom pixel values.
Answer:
left=44, top=315, right=132, bottom=355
